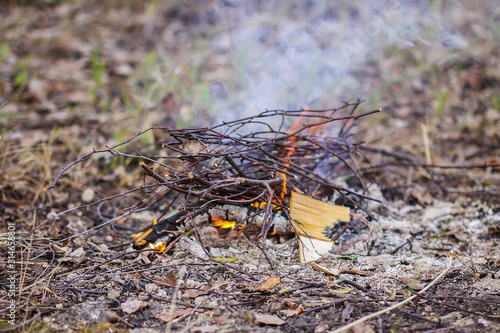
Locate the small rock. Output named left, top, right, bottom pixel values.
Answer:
left=200, top=226, right=219, bottom=238
left=98, top=243, right=109, bottom=252
left=81, top=188, right=95, bottom=203
left=121, top=299, right=148, bottom=314
left=107, top=289, right=120, bottom=299
left=315, top=323, right=329, bottom=333
left=145, top=283, right=158, bottom=293
left=210, top=247, right=222, bottom=258
left=69, top=247, right=85, bottom=257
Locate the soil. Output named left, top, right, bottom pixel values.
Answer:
left=1, top=1, right=499, bottom=332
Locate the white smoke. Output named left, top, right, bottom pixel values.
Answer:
left=199, top=0, right=471, bottom=123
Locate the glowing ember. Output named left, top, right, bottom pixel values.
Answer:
left=149, top=241, right=167, bottom=253
left=212, top=216, right=237, bottom=230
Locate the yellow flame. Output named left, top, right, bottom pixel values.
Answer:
left=280, top=107, right=305, bottom=199
left=282, top=174, right=287, bottom=199
left=251, top=201, right=267, bottom=208
left=149, top=241, right=167, bottom=253
left=213, top=218, right=237, bottom=230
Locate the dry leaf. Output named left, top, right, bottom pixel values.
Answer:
left=28, top=78, right=48, bottom=102
left=258, top=276, right=281, bottom=291
left=351, top=321, right=376, bottom=333
left=242, top=310, right=254, bottom=324
left=214, top=312, right=231, bottom=325
left=157, top=308, right=192, bottom=322
left=310, top=262, right=369, bottom=276
left=303, top=300, right=331, bottom=308
left=254, top=313, right=286, bottom=326
left=182, top=289, right=207, bottom=298
left=192, top=325, right=220, bottom=333
left=406, top=185, right=433, bottom=207
left=342, top=302, right=354, bottom=322
left=281, top=297, right=299, bottom=308
left=180, top=139, right=207, bottom=154
left=285, top=306, right=303, bottom=317
left=488, top=225, right=500, bottom=235
left=157, top=270, right=177, bottom=286
left=309, top=262, right=341, bottom=275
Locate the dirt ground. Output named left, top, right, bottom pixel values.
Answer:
left=1, top=1, right=499, bottom=332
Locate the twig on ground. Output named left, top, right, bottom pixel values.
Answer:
left=330, top=254, right=455, bottom=333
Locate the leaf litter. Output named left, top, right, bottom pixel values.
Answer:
left=0, top=1, right=499, bottom=332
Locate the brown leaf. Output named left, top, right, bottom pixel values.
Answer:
left=157, top=308, right=192, bottom=322
left=351, top=322, right=376, bottom=333
left=192, top=325, right=220, bottom=333
left=488, top=225, right=500, bottom=235
left=182, top=289, right=207, bottom=298
left=157, top=270, right=177, bottom=286
left=309, top=262, right=340, bottom=275
left=180, top=139, right=207, bottom=154
left=214, top=312, right=231, bottom=325
left=242, top=310, right=254, bottom=324
left=257, top=276, right=281, bottom=291
left=254, top=313, right=286, bottom=326
left=285, top=306, right=303, bottom=317
left=28, top=78, right=48, bottom=102
left=406, top=185, right=433, bottom=207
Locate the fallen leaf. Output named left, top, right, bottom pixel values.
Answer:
left=406, top=185, right=433, bottom=207
left=192, top=325, right=220, bottom=333
left=180, top=139, right=207, bottom=154
left=214, top=312, right=231, bottom=325
left=303, top=300, right=331, bottom=308
left=254, top=313, right=286, bottom=326
left=488, top=225, right=500, bottom=235
left=69, top=247, right=85, bottom=257
left=258, top=276, right=281, bottom=291
left=342, top=302, right=354, bottom=322
left=351, top=321, right=376, bottom=333
left=242, top=310, right=254, bottom=324
left=285, top=306, right=303, bottom=317
left=157, top=270, right=177, bottom=286
left=28, top=78, right=48, bottom=102
left=182, top=289, right=207, bottom=298
left=81, top=188, right=95, bottom=203
left=310, top=262, right=369, bottom=276
left=314, top=323, right=329, bottom=333
left=309, top=262, right=340, bottom=275
left=157, top=308, right=192, bottom=322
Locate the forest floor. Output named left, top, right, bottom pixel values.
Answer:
left=1, top=1, right=499, bottom=332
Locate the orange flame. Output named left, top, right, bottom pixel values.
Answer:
left=149, top=241, right=167, bottom=253
left=281, top=108, right=306, bottom=198
left=212, top=216, right=237, bottom=230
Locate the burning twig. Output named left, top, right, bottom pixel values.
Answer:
left=47, top=100, right=380, bottom=254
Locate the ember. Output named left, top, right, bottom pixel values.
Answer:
left=212, top=216, right=237, bottom=230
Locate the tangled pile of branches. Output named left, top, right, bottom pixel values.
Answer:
left=47, top=99, right=379, bottom=249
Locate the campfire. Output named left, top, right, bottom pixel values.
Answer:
left=124, top=100, right=380, bottom=260
left=49, top=99, right=380, bottom=262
